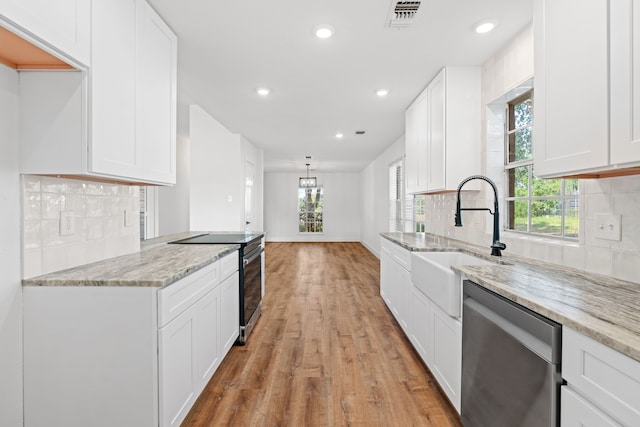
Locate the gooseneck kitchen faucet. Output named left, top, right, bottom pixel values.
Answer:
left=454, top=175, right=506, bottom=256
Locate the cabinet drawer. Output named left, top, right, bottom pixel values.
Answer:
left=381, top=238, right=411, bottom=271
left=219, top=251, right=238, bottom=281
left=563, top=327, right=640, bottom=426
left=158, top=262, right=219, bottom=327
left=561, top=386, right=621, bottom=426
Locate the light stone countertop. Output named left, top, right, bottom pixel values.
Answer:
left=381, top=232, right=640, bottom=363
left=22, top=235, right=239, bottom=288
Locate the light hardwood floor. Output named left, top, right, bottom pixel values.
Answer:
left=182, top=242, right=463, bottom=427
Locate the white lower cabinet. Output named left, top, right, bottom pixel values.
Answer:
left=379, top=239, right=411, bottom=334
left=561, top=386, right=621, bottom=426
left=159, top=306, right=198, bottom=427
left=409, top=285, right=433, bottom=365
left=562, top=327, right=640, bottom=426
left=430, top=302, right=461, bottom=410
left=379, top=238, right=461, bottom=413
left=24, top=252, right=239, bottom=427
left=220, top=271, right=241, bottom=354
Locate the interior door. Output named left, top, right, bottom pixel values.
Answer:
left=244, top=159, right=256, bottom=232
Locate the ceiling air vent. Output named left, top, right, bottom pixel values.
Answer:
left=385, top=1, right=421, bottom=28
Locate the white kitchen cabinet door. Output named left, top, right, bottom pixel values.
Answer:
left=380, top=245, right=393, bottom=306
left=90, top=0, right=138, bottom=179
left=561, top=387, right=621, bottom=427
left=533, top=0, right=609, bottom=177
left=409, top=285, right=433, bottom=366
left=404, top=67, right=480, bottom=193
left=220, top=271, right=240, bottom=354
left=379, top=240, right=411, bottom=333
left=0, top=0, right=91, bottom=66
left=426, top=70, right=445, bottom=191
left=405, top=93, right=428, bottom=194
left=610, top=0, right=640, bottom=165
left=136, top=0, right=177, bottom=184
left=193, top=288, right=221, bottom=395
left=430, top=302, right=461, bottom=413
left=159, top=306, right=197, bottom=427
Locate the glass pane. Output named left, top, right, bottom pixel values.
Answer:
left=508, top=127, right=532, bottom=163
left=564, top=198, right=579, bottom=238
left=508, top=166, right=529, bottom=197
left=531, top=200, right=562, bottom=236
left=507, top=200, right=528, bottom=231
left=564, top=179, right=579, bottom=196
left=532, top=167, right=561, bottom=197
left=513, top=97, right=533, bottom=129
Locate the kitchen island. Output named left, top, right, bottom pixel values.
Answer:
left=22, top=235, right=241, bottom=427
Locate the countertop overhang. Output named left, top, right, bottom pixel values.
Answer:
left=381, top=232, right=640, bottom=363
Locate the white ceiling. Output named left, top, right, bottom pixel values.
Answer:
left=148, top=0, right=532, bottom=173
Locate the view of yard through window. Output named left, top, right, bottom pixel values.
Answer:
left=505, top=92, right=579, bottom=238
left=298, top=187, right=323, bottom=232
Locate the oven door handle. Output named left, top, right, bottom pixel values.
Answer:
left=243, top=247, right=264, bottom=266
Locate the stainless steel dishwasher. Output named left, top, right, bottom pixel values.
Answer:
left=461, top=280, right=562, bottom=427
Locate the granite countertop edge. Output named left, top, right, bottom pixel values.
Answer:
left=22, top=232, right=246, bottom=288
left=381, top=232, right=640, bottom=363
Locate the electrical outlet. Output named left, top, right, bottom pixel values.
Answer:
left=60, top=211, right=75, bottom=236
left=594, top=213, right=622, bottom=241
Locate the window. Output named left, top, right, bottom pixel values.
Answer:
left=298, top=187, right=323, bottom=233
left=389, top=158, right=414, bottom=232
left=505, top=92, right=579, bottom=238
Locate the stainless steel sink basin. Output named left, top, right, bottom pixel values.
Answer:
left=411, top=251, right=494, bottom=318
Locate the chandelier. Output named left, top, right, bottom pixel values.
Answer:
left=299, top=163, right=317, bottom=188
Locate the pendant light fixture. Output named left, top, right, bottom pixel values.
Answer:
left=299, top=163, right=317, bottom=188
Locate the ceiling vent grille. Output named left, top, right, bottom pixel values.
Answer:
left=385, top=1, right=421, bottom=28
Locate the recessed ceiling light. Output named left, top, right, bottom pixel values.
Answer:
left=256, top=87, right=270, bottom=96
left=475, top=21, right=497, bottom=34
left=314, top=24, right=335, bottom=39
left=376, top=89, right=390, bottom=97
left=336, top=133, right=344, bottom=139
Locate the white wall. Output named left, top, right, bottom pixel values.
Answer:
left=264, top=171, right=361, bottom=242
left=158, top=103, right=190, bottom=235
left=22, top=176, right=140, bottom=278
left=189, top=104, right=243, bottom=231
left=159, top=104, right=264, bottom=234
left=360, top=137, right=405, bottom=256
left=0, top=65, right=23, bottom=426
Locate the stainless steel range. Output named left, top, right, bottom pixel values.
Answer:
left=170, top=233, right=264, bottom=345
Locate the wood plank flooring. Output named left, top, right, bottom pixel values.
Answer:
left=181, top=242, right=463, bottom=427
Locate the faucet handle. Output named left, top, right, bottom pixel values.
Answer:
left=492, top=241, right=506, bottom=250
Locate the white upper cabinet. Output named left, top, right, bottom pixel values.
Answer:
left=534, top=0, right=640, bottom=178
left=0, top=0, right=91, bottom=66
left=405, top=67, right=481, bottom=194
left=610, top=0, right=640, bottom=165
left=19, top=0, right=177, bottom=185
left=405, top=91, right=428, bottom=193
left=136, top=1, right=177, bottom=184
left=90, top=0, right=138, bottom=179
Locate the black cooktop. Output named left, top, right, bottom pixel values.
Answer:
left=170, top=233, right=262, bottom=245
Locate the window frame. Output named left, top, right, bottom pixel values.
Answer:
left=504, top=90, right=579, bottom=239
left=298, top=186, right=324, bottom=234
left=389, top=158, right=414, bottom=232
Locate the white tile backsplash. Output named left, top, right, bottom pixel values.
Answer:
left=22, top=175, right=140, bottom=278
